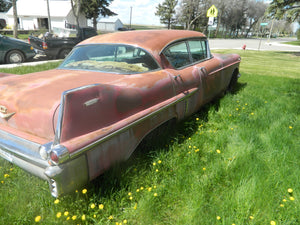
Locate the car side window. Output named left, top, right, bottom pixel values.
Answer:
left=188, top=39, right=207, bottom=62
left=163, top=38, right=209, bottom=69
left=163, top=42, right=191, bottom=69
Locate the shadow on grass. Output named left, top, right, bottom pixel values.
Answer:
left=84, top=81, right=247, bottom=198
left=277, top=51, right=300, bottom=57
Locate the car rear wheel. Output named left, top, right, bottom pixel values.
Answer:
left=6, top=50, right=25, bottom=64
left=58, top=48, right=71, bottom=59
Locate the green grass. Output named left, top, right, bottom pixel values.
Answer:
left=0, top=51, right=299, bottom=225
left=283, top=41, right=300, bottom=46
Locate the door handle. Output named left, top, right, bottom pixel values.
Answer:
left=200, top=67, right=207, bottom=76
left=174, top=74, right=181, bottom=80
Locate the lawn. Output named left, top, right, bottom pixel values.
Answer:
left=0, top=50, right=299, bottom=225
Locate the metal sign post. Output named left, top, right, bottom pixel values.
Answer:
left=207, top=5, right=218, bottom=39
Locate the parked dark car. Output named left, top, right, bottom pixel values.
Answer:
left=28, top=27, right=97, bottom=59
left=0, top=34, right=36, bottom=64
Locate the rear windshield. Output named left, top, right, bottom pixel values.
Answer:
left=59, top=44, right=160, bottom=74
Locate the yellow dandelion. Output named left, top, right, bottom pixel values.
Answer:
left=189, top=145, right=192, bottom=148
left=99, top=204, right=104, bottom=210
left=289, top=196, right=295, bottom=201
left=250, top=112, right=254, bottom=115
left=81, top=214, right=86, bottom=221
left=140, top=187, right=144, bottom=190
left=133, top=203, right=137, bottom=210
left=148, top=187, right=152, bottom=192
left=156, top=169, right=159, bottom=172
left=217, top=216, right=221, bottom=220
left=90, top=203, right=96, bottom=209
left=196, top=118, right=199, bottom=121
left=64, top=211, right=69, bottom=216
left=128, top=192, right=132, bottom=196
left=188, top=137, right=191, bottom=140
left=236, top=108, right=239, bottom=111
left=72, top=215, right=77, bottom=220
left=289, top=126, right=293, bottom=129
left=153, top=162, right=156, bottom=166
left=229, top=114, right=232, bottom=117
left=154, top=185, right=157, bottom=189
left=288, top=188, right=293, bottom=193
left=203, top=167, right=206, bottom=171
left=1, top=181, right=4, bottom=184
left=34, top=215, right=42, bottom=222
left=249, top=216, right=254, bottom=220
left=129, top=196, right=133, bottom=200
left=93, top=214, right=97, bottom=218
left=66, top=217, right=70, bottom=221
left=216, top=149, right=221, bottom=154
left=154, top=193, right=158, bottom=197
left=270, top=221, right=276, bottom=225
left=158, top=160, right=162, bottom=164
left=54, top=199, right=60, bottom=204
left=283, top=198, right=287, bottom=202
left=136, top=188, right=140, bottom=192
left=4, top=174, right=9, bottom=178
left=108, top=215, right=114, bottom=220
left=280, top=204, right=284, bottom=207
left=82, top=189, right=87, bottom=194
left=56, top=212, right=62, bottom=218
left=123, top=219, right=128, bottom=224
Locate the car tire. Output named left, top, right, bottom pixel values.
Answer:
left=6, top=50, right=25, bottom=64
left=227, top=70, right=238, bottom=93
left=58, top=49, right=71, bottom=59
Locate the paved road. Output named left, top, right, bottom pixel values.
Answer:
left=1, top=38, right=299, bottom=69
left=209, top=37, right=300, bottom=52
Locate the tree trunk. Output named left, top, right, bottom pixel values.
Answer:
left=12, top=0, right=18, bottom=38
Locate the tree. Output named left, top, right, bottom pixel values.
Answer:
left=267, top=0, right=300, bottom=22
left=244, top=0, right=267, bottom=37
left=12, top=0, right=17, bottom=38
left=81, top=0, right=117, bottom=30
left=155, top=0, right=178, bottom=29
left=70, top=0, right=81, bottom=29
left=0, top=0, right=12, bottom=12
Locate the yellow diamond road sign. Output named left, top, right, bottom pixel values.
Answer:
left=207, top=5, right=218, bottom=17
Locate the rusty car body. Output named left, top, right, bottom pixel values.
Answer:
left=0, top=30, right=241, bottom=197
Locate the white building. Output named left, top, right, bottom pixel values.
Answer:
left=6, top=0, right=87, bottom=30
left=96, top=17, right=123, bottom=32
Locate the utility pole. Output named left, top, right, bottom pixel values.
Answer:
left=46, top=0, right=52, bottom=32
left=129, top=6, right=132, bottom=28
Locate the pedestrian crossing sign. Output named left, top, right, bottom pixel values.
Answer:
left=207, top=5, right=218, bottom=17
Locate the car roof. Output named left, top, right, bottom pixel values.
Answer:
left=78, top=30, right=206, bottom=55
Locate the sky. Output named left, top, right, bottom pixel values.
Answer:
left=108, top=0, right=165, bottom=26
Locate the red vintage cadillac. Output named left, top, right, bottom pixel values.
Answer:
left=0, top=30, right=241, bottom=197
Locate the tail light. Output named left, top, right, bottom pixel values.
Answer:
left=42, top=41, right=48, bottom=50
